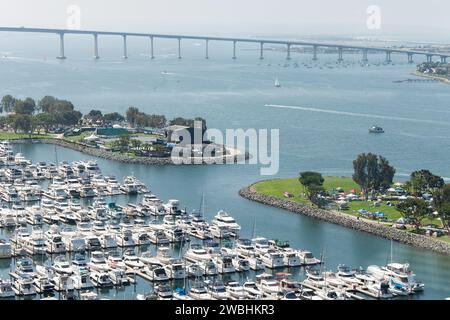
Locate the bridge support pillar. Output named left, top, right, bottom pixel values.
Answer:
left=150, top=36, right=154, bottom=59
left=205, top=39, right=209, bottom=59
left=57, top=33, right=66, bottom=59
left=337, top=47, right=343, bottom=62
left=232, top=41, right=237, bottom=59
left=385, top=51, right=392, bottom=64
left=408, top=53, right=414, bottom=64
left=122, top=35, right=128, bottom=59
left=178, top=38, right=182, bottom=59
left=427, top=55, right=433, bottom=63
left=441, top=56, right=447, bottom=63
left=286, top=44, right=291, bottom=60
left=312, top=46, right=318, bottom=61
left=93, top=34, right=99, bottom=59
left=259, top=42, right=264, bottom=60
left=362, top=49, right=368, bottom=63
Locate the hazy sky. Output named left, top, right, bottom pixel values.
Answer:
left=0, top=0, right=449, bottom=38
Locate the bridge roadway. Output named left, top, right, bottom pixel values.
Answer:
left=0, top=26, right=448, bottom=63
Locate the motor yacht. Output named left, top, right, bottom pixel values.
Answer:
left=164, top=260, right=186, bottom=279
left=260, top=250, right=284, bottom=268
left=99, top=234, right=118, bottom=249
left=52, top=256, right=73, bottom=275
left=108, top=268, right=129, bottom=286
left=88, top=251, right=109, bottom=271
left=0, top=279, right=15, bottom=298
left=243, top=281, right=264, bottom=299
left=188, top=281, right=211, bottom=300
left=225, top=281, right=247, bottom=300
left=144, top=264, right=169, bottom=281
left=207, top=280, right=230, bottom=300
left=44, top=234, right=64, bottom=254
left=184, top=244, right=213, bottom=263
left=123, top=250, right=145, bottom=270
left=90, top=271, right=112, bottom=287
left=211, top=210, right=241, bottom=236
left=215, top=254, right=235, bottom=274
left=0, top=238, right=12, bottom=258
left=116, top=230, right=136, bottom=247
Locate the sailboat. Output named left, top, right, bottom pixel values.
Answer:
left=274, top=77, right=281, bottom=87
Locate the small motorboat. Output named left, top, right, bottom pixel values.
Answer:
left=369, top=125, right=384, bottom=133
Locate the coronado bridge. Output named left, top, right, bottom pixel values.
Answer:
left=0, top=26, right=449, bottom=64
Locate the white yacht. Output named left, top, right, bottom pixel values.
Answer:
left=107, top=253, right=127, bottom=270
left=251, top=237, right=270, bottom=255
left=88, top=251, right=109, bottom=271
left=243, top=281, right=264, bottom=299
left=0, top=238, right=12, bottom=258
left=123, top=250, right=145, bottom=269
left=188, top=282, right=211, bottom=300
left=164, top=260, right=186, bottom=279
left=215, top=254, right=235, bottom=274
left=0, top=279, right=15, bottom=298
left=52, top=256, right=73, bottom=275
left=144, top=264, right=169, bottom=281
left=184, top=244, right=213, bottom=263
left=116, top=230, right=136, bottom=247
left=298, top=250, right=321, bottom=265
left=46, top=234, right=66, bottom=254
left=90, top=271, right=112, bottom=287
left=207, top=280, right=230, bottom=300
left=12, top=275, right=36, bottom=296
left=211, top=210, right=241, bottom=235
left=260, top=250, right=284, bottom=268
left=99, top=234, right=118, bottom=249
left=225, top=281, right=247, bottom=300
left=108, top=268, right=129, bottom=286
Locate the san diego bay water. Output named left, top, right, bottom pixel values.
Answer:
left=1, top=34, right=450, bottom=299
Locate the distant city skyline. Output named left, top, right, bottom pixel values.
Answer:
left=0, top=0, right=449, bottom=41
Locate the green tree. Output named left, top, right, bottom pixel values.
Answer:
left=38, top=96, right=57, bottom=113
left=396, top=198, right=430, bottom=230
left=126, top=107, right=140, bottom=127
left=1, top=95, right=16, bottom=113
left=13, top=98, right=36, bottom=115
left=130, top=139, right=142, bottom=149
left=433, top=184, right=450, bottom=233
left=409, top=170, right=444, bottom=196
left=33, top=113, right=55, bottom=133
left=299, top=171, right=326, bottom=207
left=7, top=114, right=32, bottom=133
left=103, top=112, right=125, bottom=123
left=86, top=110, right=103, bottom=122
left=117, top=134, right=131, bottom=152
left=352, top=153, right=395, bottom=199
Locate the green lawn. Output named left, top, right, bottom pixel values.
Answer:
left=253, top=178, right=309, bottom=204
left=253, top=177, right=442, bottom=226
left=0, top=132, right=52, bottom=140
left=253, top=176, right=359, bottom=205
left=64, top=131, right=93, bottom=142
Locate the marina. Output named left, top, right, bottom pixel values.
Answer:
left=0, top=142, right=425, bottom=300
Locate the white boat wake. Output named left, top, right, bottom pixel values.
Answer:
left=265, top=104, right=450, bottom=126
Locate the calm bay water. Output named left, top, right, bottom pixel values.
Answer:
left=1, top=34, right=450, bottom=299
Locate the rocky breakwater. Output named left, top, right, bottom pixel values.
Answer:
left=10, top=138, right=250, bottom=166
left=239, top=181, right=450, bottom=256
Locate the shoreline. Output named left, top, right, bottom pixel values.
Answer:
left=413, top=71, right=450, bottom=85
left=239, top=180, right=450, bottom=256
left=9, top=138, right=251, bottom=166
